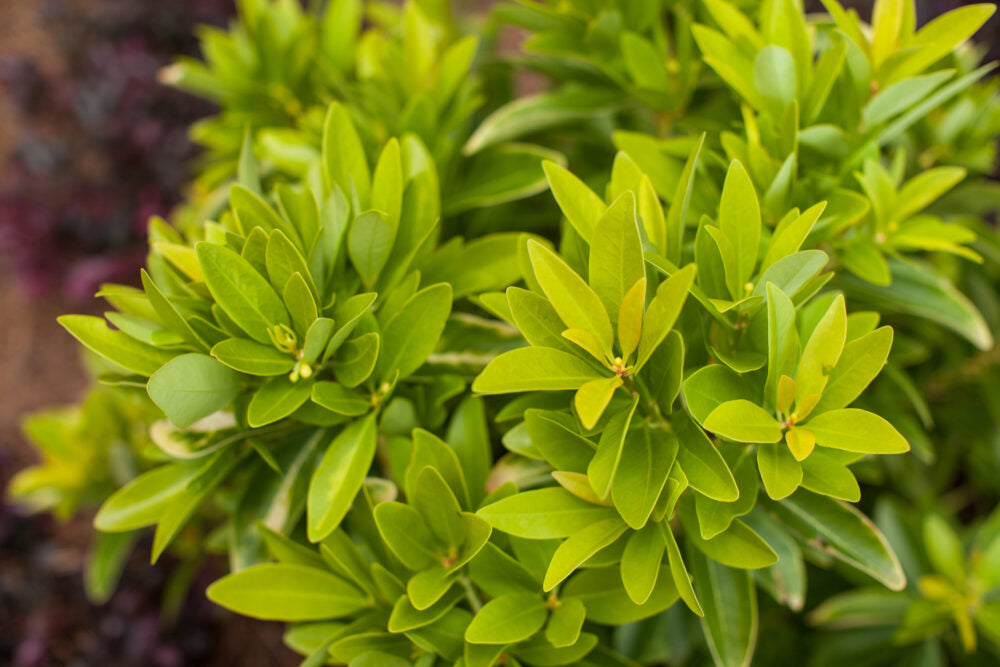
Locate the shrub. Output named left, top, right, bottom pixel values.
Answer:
left=12, top=0, right=1000, bottom=665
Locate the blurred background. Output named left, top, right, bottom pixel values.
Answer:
left=0, top=1, right=997, bottom=666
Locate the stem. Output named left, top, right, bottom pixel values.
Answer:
left=458, top=572, right=483, bottom=613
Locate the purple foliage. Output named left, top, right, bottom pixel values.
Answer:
left=0, top=0, right=231, bottom=300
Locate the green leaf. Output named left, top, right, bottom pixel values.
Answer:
left=412, top=467, right=465, bottom=549
left=207, top=563, right=369, bottom=621
left=446, top=396, right=491, bottom=508
left=247, top=376, right=314, bottom=427
left=662, top=524, right=703, bottom=616
left=545, top=597, right=585, bottom=648
left=543, top=517, right=628, bottom=591
left=695, top=448, right=758, bottom=539
left=863, top=70, right=954, bottom=126
left=323, top=102, right=370, bottom=207
left=574, top=377, right=622, bottom=430
left=764, top=283, right=799, bottom=411
left=562, top=565, right=679, bottom=625
left=768, top=490, right=906, bottom=589
left=541, top=161, right=605, bottom=243
left=805, top=409, right=909, bottom=454
left=704, top=400, right=783, bottom=444
left=719, top=161, right=760, bottom=289
left=375, top=283, right=452, bottom=381
left=230, top=184, right=293, bottom=240
left=588, top=192, right=645, bottom=319
left=635, top=264, right=696, bottom=370
left=464, top=592, right=547, bottom=645
left=388, top=586, right=464, bottom=633
left=282, top=273, right=318, bottom=336
left=665, top=135, right=705, bottom=265
left=894, top=167, right=966, bottom=222
left=612, top=424, right=677, bottom=529
left=621, top=31, right=670, bottom=90
left=674, top=413, right=739, bottom=502
left=687, top=546, right=758, bottom=667
left=152, top=448, right=240, bottom=562
left=528, top=240, right=613, bottom=355
left=761, top=202, right=825, bottom=270
left=620, top=524, right=665, bottom=605
left=302, top=318, right=335, bottom=364
left=311, top=382, right=370, bottom=416
left=147, top=353, right=241, bottom=428
left=507, top=286, right=576, bottom=353
left=680, top=496, right=778, bottom=569
left=85, top=531, right=137, bottom=604
left=348, top=211, right=395, bottom=287
left=477, top=487, right=619, bottom=539
left=371, top=138, right=402, bottom=227
left=812, top=327, right=892, bottom=414
left=692, top=25, right=761, bottom=109
left=211, top=338, right=295, bottom=376
left=754, top=45, right=797, bottom=118
left=266, top=229, right=318, bottom=301
left=324, top=292, right=377, bottom=360
left=757, top=443, right=803, bottom=500
left=463, top=87, right=619, bottom=155
left=375, top=502, right=440, bottom=571
left=923, top=514, right=966, bottom=586
left=587, top=398, right=639, bottom=500
left=196, top=242, right=290, bottom=344
left=884, top=4, right=996, bottom=82
left=58, top=315, right=174, bottom=376
left=841, top=258, right=993, bottom=350
left=618, top=279, right=646, bottom=363
left=800, top=448, right=861, bottom=501
left=140, top=269, right=207, bottom=350
left=94, top=462, right=199, bottom=531
left=524, top=409, right=595, bottom=473
left=682, top=365, right=756, bottom=426
left=408, top=428, right=470, bottom=509
left=445, top=144, right=566, bottom=215
left=473, top=347, right=605, bottom=394
left=307, top=415, right=377, bottom=542
left=795, top=294, right=847, bottom=405
left=744, top=509, right=807, bottom=611
left=331, top=333, right=379, bottom=388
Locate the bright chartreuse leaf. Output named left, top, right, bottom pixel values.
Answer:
left=211, top=338, right=295, bottom=376
left=805, top=409, right=910, bottom=454
left=464, top=592, right=547, bottom=645
left=757, top=443, right=803, bottom=500
left=620, top=525, right=665, bottom=605
left=812, top=327, right=893, bottom=414
left=635, top=264, right=696, bottom=370
left=207, top=563, right=370, bottom=621
left=588, top=192, right=645, bottom=320
left=307, top=415, right=377, bottom=542
left=58, top=315, right=174, bottom=376
left=247, top=376, right=313, bottom=427
left=541, top=160, right=605, bottom=242
left=528, top=240, right=614, bottom=356
left=196, top=242, right=291, bottom=344
left=477, top=487, right=619, bottom=539
left=574, top=376, right=622, bottom=430
left=543, top=517, right=628, bottom=590
left=375, top=283, right=452, bottom=381
left=473, top=347, right=605, bottom=394
left=704, top=400, right=784, bottom=444
left=611, top=424, right=677, bottom=529
left=718, top=161, right=761, bottom=290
